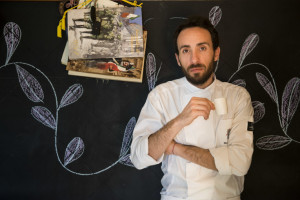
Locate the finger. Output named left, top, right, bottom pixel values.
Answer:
left=190, top=97, right=215, bottom=110
left=203, top=99, right=215, bottom=110
left=197, top=110, right=210, bottom=120
left=188, top=107, right=211, bottom=120
left=209, top=101, right=215, bottom=110
left=189, top=103, right=213, bottom=114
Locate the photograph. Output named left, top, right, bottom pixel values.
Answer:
left=66, top=31, right=147, bottom=83
left=66, top=57, right=144, bottom=82
left=67, top=6, right=144, bottom=60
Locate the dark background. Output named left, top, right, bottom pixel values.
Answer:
left=0, top=0, right=299, bottom=199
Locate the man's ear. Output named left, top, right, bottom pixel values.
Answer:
left=175, top=53, right=181, bottom=66
left=214, top=47, right=220, bottom=61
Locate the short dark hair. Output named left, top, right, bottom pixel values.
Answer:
left=174, top=16, right=219, bottom=54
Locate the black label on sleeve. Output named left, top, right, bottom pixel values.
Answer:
left=248, top=122, right=254, bottom=131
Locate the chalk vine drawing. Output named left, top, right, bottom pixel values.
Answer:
left=228, top=33, right=266, bottom=125
left=144, top=6, right=299, bottom=150
left=1, top=22, right=135, bottom=176
left=226, top=24, right=300, bottom=150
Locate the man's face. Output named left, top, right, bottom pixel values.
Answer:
left=175, top=27, right=220, bottom=88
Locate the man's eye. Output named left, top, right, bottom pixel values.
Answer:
left=182, top=49, right=189, bottom=53
left=200, top=46, right=207, bottom=51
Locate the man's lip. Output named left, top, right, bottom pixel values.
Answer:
left=189, top=67, right=205, bottom=73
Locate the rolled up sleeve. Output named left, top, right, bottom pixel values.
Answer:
left=130, top=133, right=164, bottom=169
left=210, top=146, right=231, bottom=175
left=210, top=88, right=254, bottom=176
left=130, top=92, right=165, bottom=169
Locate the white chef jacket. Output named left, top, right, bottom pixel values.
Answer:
left=130, top=77, right=254, bottom=200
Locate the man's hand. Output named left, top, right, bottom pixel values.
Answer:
left=175, top=97, right=215, bottom=127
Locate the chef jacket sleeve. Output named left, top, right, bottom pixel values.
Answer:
left=209, top=88, right=254, bottom=176
left=130, top=91, right=165, bottom=169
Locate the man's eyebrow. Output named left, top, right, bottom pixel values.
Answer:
left=196, top=42, right=210, bottom=46
left=179, top=42, right=211, bottom=50
left=179, top=45, right=190, bottom=50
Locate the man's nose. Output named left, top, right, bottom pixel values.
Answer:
left=191, top=50, right=200, bottom=64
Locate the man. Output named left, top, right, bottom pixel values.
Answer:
left=130, top=16, right=254, bottom=200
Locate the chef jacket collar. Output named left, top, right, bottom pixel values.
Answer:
left=183, top=75, right=216, bottom=96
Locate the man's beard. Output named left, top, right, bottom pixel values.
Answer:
left=181, top=59, right=215, bottom=86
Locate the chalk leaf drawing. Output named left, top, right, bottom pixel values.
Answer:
left=119, top=117, right=136, bottom=167
left=209, top=6, right=222, bottom=27
left=281, top=77, right=300, bottom=132
left=3, top=22, right=21, bottom=64
left=119, top=117, right=136, bottom=158
left=64, top=137, right=85, bottom=166
left=238, top=33, right=259, bottom=69
left=1, top=22, right=136, bottom=176
left=232, top=79, right=246, bottom=88
left=59, top=83, right=83, bottom=110
left=16, top=64, right=44, bottom=103
left=252, top=101, right=265, bottom=123
left=256, top=135, right=292, bottom=150
left=146, top=52, right=161, bottom=91
left=256, top=72, right=278, bottom=103
left=31, top=106, right=56, bottom=130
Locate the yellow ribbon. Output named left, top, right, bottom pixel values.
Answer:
left=121, top=0, right=143, bottom=7
left=57, top=0, right=93, bottom=38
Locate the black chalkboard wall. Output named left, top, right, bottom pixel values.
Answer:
left=0, top=0, right=299, bottom=199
